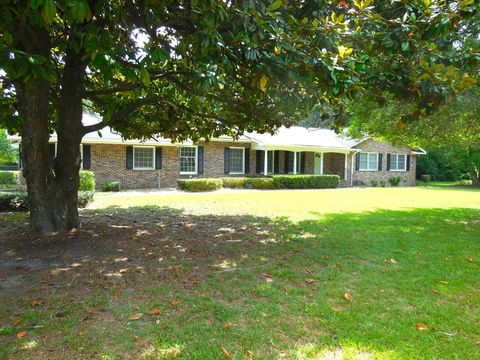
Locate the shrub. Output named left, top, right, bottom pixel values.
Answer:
left=388, top=176, right=402, bottom=186
left=222, top=177, right=248, bottom=189
left=245, top=177, right=275, bottom=189
left=271, top=175, right=340, bottom=189
left=0, top=171, right=19, bottom=185
left=101, top=181, right=121, bottom=192
left=78, top=191, right=94, bottom=208
left=370, top=179, right=379, bottom=187
left=379, top=180, right=386, bottom=187
left=79, top=171, right=95, bottom=191
left=0, top=192, right=28, bottom=211
left=0, top=191, right=94, bottom=212
left=177, top=178, right=222, bottom=192
left=420, top=174, right=431, bottom=183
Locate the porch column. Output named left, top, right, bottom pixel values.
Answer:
left=293, top=151, right=297, bottom=175
left=344, top=153, right=348, bottom=180
left=264, top=149, right=268, bottom=176
left=320, top=152, right=324, bottom=174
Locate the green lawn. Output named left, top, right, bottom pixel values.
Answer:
left=1, top=187, right=479, bottom=359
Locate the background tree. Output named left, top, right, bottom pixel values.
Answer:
left=0, top=0, right=478, bottom=233
left=0, top=129, right=16, bottom=165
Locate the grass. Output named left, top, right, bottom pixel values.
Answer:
left=1, top=186, right=479, bottom=359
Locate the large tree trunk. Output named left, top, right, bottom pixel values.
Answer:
left=471, top=169, right=480, bottom=186
left=51, top=49, right=87, bottom=232
left=17, top=80, right=57, bottom=234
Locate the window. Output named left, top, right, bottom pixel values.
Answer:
left=287, top=152, right=302, bottom=174
left=180, top=146, right=197, bottom=174
left=359, top=152, right=378, bottom=171
left=389, top=154, right=407, bottom=171
left=133, top=146, right=155, bottom=169
left=229, top=147, right=245, bottom=174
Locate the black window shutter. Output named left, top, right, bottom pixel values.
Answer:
left=386, top=154, right=391, bottom=171
left=49, top=143, right=56, bottom=160
left=256, top=150, right=263, bottom=174
left=198, top=146, right=204, bottom=174
left=224, top=147, right=230, bottom=174
left=83, top=145, right=91, bottom=169
left=126, top=146, right=133, bottom=169
left=155, top=147, right=162, bottom=169
left=378, top=153, right=383, bottom=171
left=244, top=148, right=250, bottom=174
left=355, top=153, right=360, bottom=171
left=274, top=150, right=280, bottom=174
left=300, top=152, right=306, bottom=174
left=406, top=155, right=411, bottom=171
left=284, top=151, right=290, bottom=173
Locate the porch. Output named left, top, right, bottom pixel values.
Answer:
left=251, top=147, right=354, bottom=186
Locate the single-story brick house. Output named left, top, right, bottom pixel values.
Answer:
left=9, top=114, right=425, bottom=189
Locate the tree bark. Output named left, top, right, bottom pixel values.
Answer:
left=16, top=79, right=57, bottom=234
left=51, top=48, right=87, bottom=231
left=471, top=169, right=480, bottom=186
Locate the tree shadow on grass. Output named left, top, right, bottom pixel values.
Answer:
left=0, top=206, right=479, bottom=359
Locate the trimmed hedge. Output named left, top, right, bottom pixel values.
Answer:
left=0, top=191, right=94, bottom=212
left=179, top=175, right=340, bottom=192
left=0, top=171, right=19, bottom=185
left=101, top=181, right=121, bottom=192
left=177, top=178, right=223, bottom=192
left=79, top=170, right=95, bottom=191
left=271, top=175, right=340, bottom=189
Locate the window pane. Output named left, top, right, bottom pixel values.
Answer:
left=134, top=147, right=154, bottom=169
left=368, top=153, right=377, bottom=170
left=229, top=148, right=244, bottom=173
left=287, top=152, right=294, bottom=173
left=359, top=153, right=368, bottom=170
left=389, top=154, right=397, bottom=170
left=398, top=154, right=406, bottom=170
left=180, top=146, right=197, bottom=173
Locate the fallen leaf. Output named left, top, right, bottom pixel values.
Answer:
left=31, top=299, right=40, bottom=307
left=331, top=306, right=342, bottom=312
left=132, top=305, right=140, bottom=311
left=379, top=289, right=385, bottom=294
left=148, top=307, right=161, bottom=315
left=384, top=258, right=397, bottom=264
left=132, top=336, right=140, bottom=342
left=170, top=299, right=181, bottom=306
left=246, top=349, right=254, bottom=357
left=113, top=289, right=121, bottom=297
left=416, top=322, right=428, bottom=331
left=78, top=331, right=86, bottom=336
left=344, top=293, right=353, bottom=302
left=467, top=256, right=474, bottom=263
left=16, top=331, right=27, bottom=339
left=262, top=273, right=273, bottom=283
left=129, top=313, right=143, bottom=321
left=12, top=319, right=22, bottom=326
left=305, top=278, right=316, bottom=283
left=439, top=281, right=449, bottom=285
left=172, top=265, right=180, bottom=273
left=119, top=268, right=128, bottom=274
left=432, top=289, right=439, bottom=294
left=221, top=346, right=231, bottom=358
left=225, top=322, right=231, bottom=330
left=304, top=267, right=313, bottom=274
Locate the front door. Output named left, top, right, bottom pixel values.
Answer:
left=314, top=152, right=323, bottom=174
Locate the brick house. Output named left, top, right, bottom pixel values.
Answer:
left=10, top=115, right=425, bottom=189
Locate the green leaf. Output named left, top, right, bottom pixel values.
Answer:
left=42, top=0, right=56, bottom=23
left=270, top=0, right=283, bottom=11
left=30, top=0, right=45, bottom=10
left=139, top=68, right=150, bottom=87
left=3, top=31, right=13, bottom=46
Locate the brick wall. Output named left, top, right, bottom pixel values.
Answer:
left=352, top=139, right=416, bottom=186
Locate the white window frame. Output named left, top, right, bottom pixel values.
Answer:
left=229, top=147, right=245, bottom=175
left=389, top=153, right=407, bottom=171
left=358, top=152, right=379, bottom=171
left=133, top=146, right=155, bottom=170
left=180, top=145, right=198, bottom=175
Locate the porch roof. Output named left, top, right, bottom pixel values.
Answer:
left=246, top=126, right=360, bottom=153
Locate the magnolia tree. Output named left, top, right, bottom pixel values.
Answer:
left=0, top=0, right=478, bottom=234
